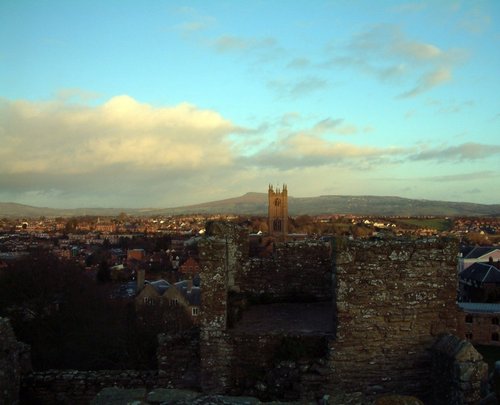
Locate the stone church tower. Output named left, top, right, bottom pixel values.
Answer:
left=268, top=184, right=288, bottom=240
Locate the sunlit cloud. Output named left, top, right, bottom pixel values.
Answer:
left=0, top=95, right=237, bottom=175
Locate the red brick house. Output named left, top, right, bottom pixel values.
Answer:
left=179, top=257, right=200, bottom=276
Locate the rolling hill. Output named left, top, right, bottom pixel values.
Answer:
left=1, top=193, right=499, bottom=218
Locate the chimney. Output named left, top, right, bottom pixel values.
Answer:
left=137, top=268, right=145, bottom=292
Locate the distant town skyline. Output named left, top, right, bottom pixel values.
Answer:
left=1, top=1, right=499, bottom=208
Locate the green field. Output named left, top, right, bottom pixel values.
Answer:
left=395, top=218, right=453, bottom=232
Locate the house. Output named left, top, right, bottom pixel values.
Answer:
left=135, top=272, right=200, bottom=324
left=459, top=261, right=500, bottom=302
left=127, top=248, right=146, bottom=262
left=458, top=246, right=500, bottom=272
left=458, top=302, right=500, bottom=346
left=179, top=257, right=200, bottom=276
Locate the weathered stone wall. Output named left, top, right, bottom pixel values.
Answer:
left=229, top=333, right=331, bottom=401
left=198, top=229, right=463, bottom=401
left=238, top=241, right=333, bottom=302
left=21, top=370, right=157, bottom=405
left=431, top=334, right=488, bottom=404
left=330, top=237, right=460, bottom=400
left=0, top=317, right=30, bottom=405
left=157, top=329, right=200, bottom=389
left=198, top=235, right=233, bottom=393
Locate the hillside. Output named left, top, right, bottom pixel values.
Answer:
left=1, top=193, right=499, bottom=218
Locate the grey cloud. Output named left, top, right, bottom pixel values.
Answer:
left=421, top=171, right=497, bottom=182
left=410, top=143, right=500, bottom=162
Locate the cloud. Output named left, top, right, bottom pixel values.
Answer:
left=249, top=133, right=407, bottom=170
left=212, top=35, right=277, bottom=53
left=326, top=24, right=466, bottom=97
left=268, top=77, right=328, bottom=99
left=398, top=67, right=452, bottom=98
left=458, top=9, right=492, bottom=34
left=312, top=118, right=359, bottom=135
left=287, top=57, right=311, bottom=69
left=410, top=143, right=500, bottom=162
left=0, top=95, right=237, bottom=176
left=421, top=171, right=498, bottom=182
left=391, top=2, right=427, bottom=13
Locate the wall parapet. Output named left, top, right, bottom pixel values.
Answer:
left=431, top=333, right=488, bottom=404
left=21, top=369, right=158, bottom=405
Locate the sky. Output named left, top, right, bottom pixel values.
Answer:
left=0, top=0, right=499, bottom=209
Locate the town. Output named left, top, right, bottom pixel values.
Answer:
left=1, top=186, right=500, bottom=404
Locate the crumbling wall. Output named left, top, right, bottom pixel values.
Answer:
left=0, top=317, right=30, bottom=405
left=431, top=334, right=488, bottom=404
left=238, top=241, right=333, bottom=302
left=330, top=237, right=460, bottom=400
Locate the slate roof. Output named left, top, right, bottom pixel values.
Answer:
left=175, top=280, right=201, bottom=306
left=463, top=246, right=499, bottom=259
left=458, top=302, right=500, bottom=314
left=460, top=262, right=500, bottom=284
left=147, top=279, right=171, bottom=295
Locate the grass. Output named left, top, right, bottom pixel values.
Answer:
left=395, top=218, right=453, bottom=232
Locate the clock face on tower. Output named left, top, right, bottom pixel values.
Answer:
left=274, top=198, right=281, bottom=207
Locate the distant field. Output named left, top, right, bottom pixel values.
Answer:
left=395, top=218, right=453, bottom=231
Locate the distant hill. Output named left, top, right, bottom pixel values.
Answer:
left=1, top=193, right=499, bottom=218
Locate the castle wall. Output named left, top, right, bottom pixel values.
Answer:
left=198, top=231, right=463, bottom=401
left=198, top=235, right=234, bottom=393
left=330, top=237, right=460, bottom=400
left=238, top=241, right=333, bottom=302
left=0, top=317, right=30, bottom=405
left=20, top=370, right=157, bottom=405
left=431, top=334, right=488, bottom=404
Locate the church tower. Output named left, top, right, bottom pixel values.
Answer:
left=268, top=184, right=288, bottom=241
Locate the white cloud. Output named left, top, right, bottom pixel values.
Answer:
left=0, top=95, right=237, bottom=175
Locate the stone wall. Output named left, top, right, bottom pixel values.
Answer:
left=198, top=235, right=233, bottom=393
left=0, top=317, right=30, bottom=405
left=198, top=229, right=464, bottom=402
left=21, top=370, right=157, bottom=405
left=229, top=333, right=331, bottom=401
left=157, top=329, right=200, bottom=389
left=431, top=334, right=488, bottom=404
left=238, top=241, right=333, bottom=302
left=330, top=237, right=460, bottom=400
